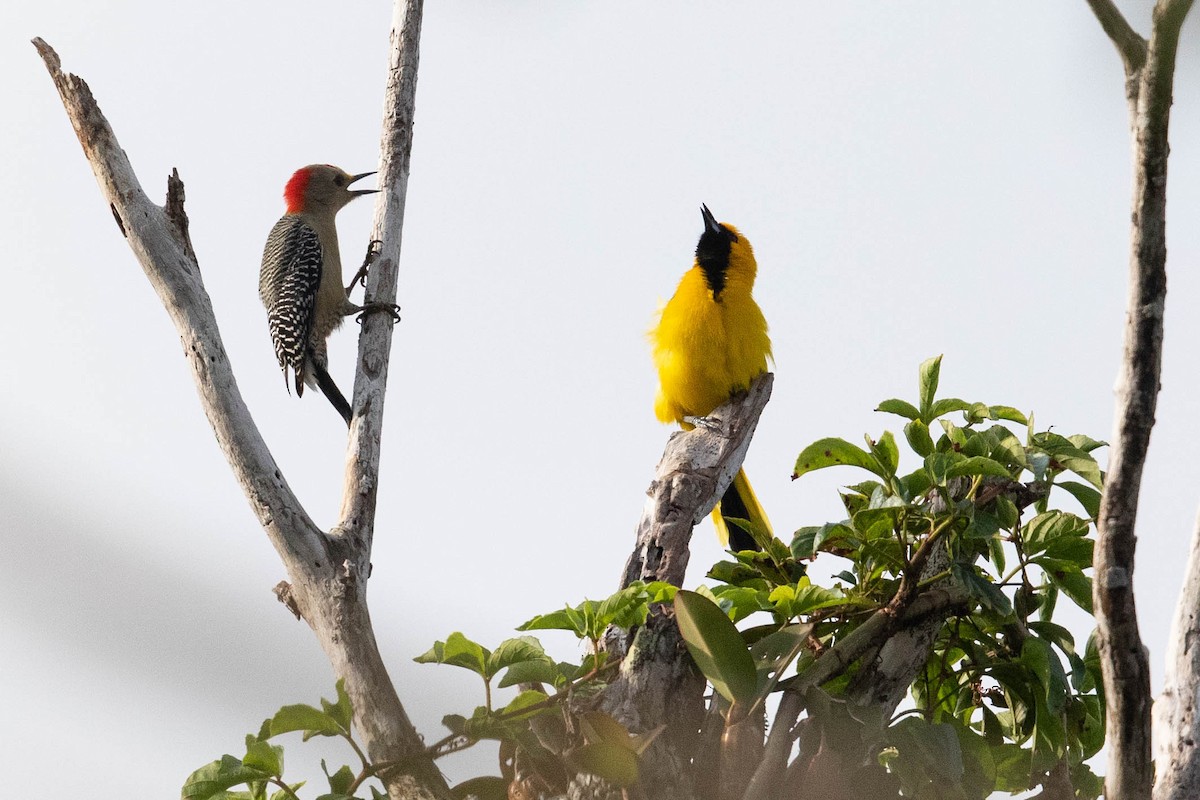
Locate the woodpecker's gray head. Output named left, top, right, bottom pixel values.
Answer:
left=284, top=164, right=377, bottom=214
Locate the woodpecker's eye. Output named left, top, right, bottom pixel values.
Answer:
left=333, top=175, right=346, bottom=188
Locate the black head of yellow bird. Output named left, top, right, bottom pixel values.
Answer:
left=651, top=204, right=773, bottom=552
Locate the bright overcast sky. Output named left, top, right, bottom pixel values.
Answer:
left=3, top=1, right=1199, bottom=796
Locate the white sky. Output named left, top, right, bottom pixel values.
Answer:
left=3, top=1, right=1198, bottom=796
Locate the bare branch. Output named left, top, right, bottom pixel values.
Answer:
left=1091, top=2, right=1193, bottom=798
left=576, top=375, right=773, bottom=798
left=35, top=11, right=449, bottom=795
left=1154, top=510, right=1200, bottom=799
left=337, top=0, right=423, bottom=541
left=31, top=36, right=325, bottom=571
left=1085, top=0, right=1148, bottom=74
left=781, top=586, right=965, bottom=707
left=619, top=372, right=774, bottom=590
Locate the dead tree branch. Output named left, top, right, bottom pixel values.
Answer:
left=33, top=1, right=447, bottom=795
left=1085, top=1, right=1194, bottom=798
left=337, top=0, right=423, bottom=540
left=619, top=372, right=774, bottom=590
left=1155, top=512, right=1200, bottom=799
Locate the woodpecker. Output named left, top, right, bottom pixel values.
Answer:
left=259, top=164, right=396, bottom=426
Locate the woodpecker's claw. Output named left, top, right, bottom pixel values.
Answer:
left=355, top=302, right=402, bottom=325
left=347, top=240, right=384, bottom=292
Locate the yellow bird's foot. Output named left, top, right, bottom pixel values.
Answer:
left=683, top=414, right=722, bottom=431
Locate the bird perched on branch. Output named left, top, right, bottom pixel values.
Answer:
left=651, top=204, right=773, bottom=551
left=259, top=164, right=398, bottom=426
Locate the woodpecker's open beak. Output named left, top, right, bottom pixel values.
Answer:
left=700, top=204, right=722, bottom=235
left=349, top=171, right=379, bottom=196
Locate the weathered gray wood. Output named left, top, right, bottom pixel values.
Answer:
left=1084, top=1, right=1194, bottom=798
left=337, top=0, right=422, bottom=540
left=1155, top=512, right=1200, bottom=800
left=34, top=4, right=448, bottom=796
left=620, top=373, right=773, bottom=590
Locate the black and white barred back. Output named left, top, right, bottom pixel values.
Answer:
left=259, top=215, right=323, bottom=395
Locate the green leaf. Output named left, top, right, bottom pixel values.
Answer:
left=900, top=467, right=932, bottom=497
left=580, top=711, right=637, bottom=751
left=500, top=689, right=550, bottom=720
left=768, top=578, right=844, bottom=619
left=946, top=456, right=1013, bottom=479
left=918, top=355, right=943, bottom=419
left=949, top=718, right=996, bottom=799
left=487, top=636, right=548, bottom=680
left=904, top=420, right=935, bottom=458
left=413, top=632, right=490, bottom=678
left=1072, top=694, right=1105, bottom=759
left=518, top=607, right=587, bottom=637
left=242, top=737, right=283, bottom=777
left=570, top=742, right=639, bottom=787
left=988, top=427, right=1028, bottom=469
left=986, top=531, right=1007, bottom=576
left=790, top=526, right=820, bottom=559
left=450, top=776, right=509, bottom=800
left=867, top=431, right=900, bottom=477
left=323, top=762, right=355, bottom=796
left=496, top=656, right=562, bottom=689
left=712, top=585, right=770, bottom=623
left=182, top=756, right=271, bottom=800
left=991, top=743, right=1033, bottom=793
left=260, top=704, right=344, bottom=740
left=951, top=563, right=1013, bottom=616
left=1068, top=434, right=1107, bottom=453
left=930, top=397, right=972, bottom=420
left=988, top=406, right=1029, bottom=425
left=793, top=438, right=882, bottom=480
left=1057, top=480, right=1101, bottom=519
left=596, top=585, right=653, bottom=631
left=1052, top=570, right=1094, bottom=614
left=750, top=624, right=812, bottom=695
left=322, top=680, right=353, bottom=733
left=877, top=398, right=921, bottom=420
left=993, top=495, right=1019, bottom=529
left=1039, top=535, right=1094, bottom=570
left=1056, top=453, right=1103, bottom=490
left=674, top=590, right=756, bottom=705
left=886, top=717, right=965, bottom=792
left=1022, top=511, right=1089, bottom=557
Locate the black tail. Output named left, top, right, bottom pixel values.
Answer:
left=312, top=362, right=353, bottom=427
left=713, top=468, right=771, bottom=552
left=718, top=482, right=759, bottom=552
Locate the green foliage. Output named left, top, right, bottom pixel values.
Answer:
left=182, top=680, right=377, bottom=800
left=188, top=358, right=1105, bottom=800
left=675, top=589, right=758, bottom=707
left=684, top=356, right=1106, bottom=799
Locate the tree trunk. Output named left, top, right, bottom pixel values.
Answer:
left=1083, top=2, right=1194, bottom=798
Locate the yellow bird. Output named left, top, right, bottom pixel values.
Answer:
left=651, top=204, right=773, bottom=551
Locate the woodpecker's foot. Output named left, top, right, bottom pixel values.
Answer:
left=347, top=239, right=384, bottom=292
left=354, top=301, right=402, bottom=325
left=683, top=414, right=723, bottom=431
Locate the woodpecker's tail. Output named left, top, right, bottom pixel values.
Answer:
left=713, top=468, right=771, bottom=552
left=311, top=361, right=353, bottom=427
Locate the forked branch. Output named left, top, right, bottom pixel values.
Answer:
left=34, top=1, right=447, bottom=796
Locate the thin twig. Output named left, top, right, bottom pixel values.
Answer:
left=1085, top=0, right=1149, bottom=73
